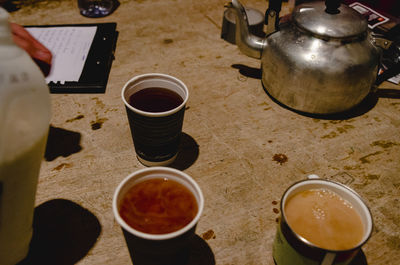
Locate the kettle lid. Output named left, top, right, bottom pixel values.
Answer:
left=292, top=1, right=368, bottom=39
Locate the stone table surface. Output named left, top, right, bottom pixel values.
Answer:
left=8, top=0, right=400, bottom=264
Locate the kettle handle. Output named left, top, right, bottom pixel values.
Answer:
left=371, top=32, right=393, bottom=50
left=370, top=32, right=398, bottom=86
left=265, top=0, right=282, bottom=35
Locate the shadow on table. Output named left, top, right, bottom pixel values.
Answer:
left=185, top=235, right=215, bottom=265
left=18, top=199, right=101, bottom=265
left=124, top=233, right=215, bottom=265
left=350, top=249, right=368, bottom=265
left=170, top=132, right=199, bottom=171
left=45, top=125, right=83, bottom=161
left=231, top=64, right=400, bottom=120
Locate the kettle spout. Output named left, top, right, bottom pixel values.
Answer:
left=225, top=0, right=266, bottom=59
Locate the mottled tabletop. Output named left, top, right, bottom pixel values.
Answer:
left=8, top=0, right=400, bottom=264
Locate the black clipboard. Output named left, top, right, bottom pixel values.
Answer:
left=25, top=22, right=118, bottom=94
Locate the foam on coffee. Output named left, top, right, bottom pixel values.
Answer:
left=285, top=188, right=364, bottom=250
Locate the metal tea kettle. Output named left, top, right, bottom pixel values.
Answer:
left=225, top=0, right=392, bottom=114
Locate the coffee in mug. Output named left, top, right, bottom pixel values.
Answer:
left=273, top=177, right=373, bottom=265
left=285, top=188, right=364, bottom=250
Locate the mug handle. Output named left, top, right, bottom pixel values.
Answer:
left=321, top=252, right=336, bottom=265
left=307, top=174, right=320, bottom=179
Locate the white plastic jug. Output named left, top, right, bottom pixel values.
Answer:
left=0, top=7, right=51, bottom=265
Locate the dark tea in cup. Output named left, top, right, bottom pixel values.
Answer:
left=129, top=87, right=183, bottom=113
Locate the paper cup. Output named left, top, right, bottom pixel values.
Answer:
left=122, top=73, right=189, bottom=166
left=113, top=167, right=204, bottom=265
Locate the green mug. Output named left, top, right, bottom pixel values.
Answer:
left=273, top=175, right=373, bottom=265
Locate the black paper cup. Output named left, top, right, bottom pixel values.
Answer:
left=122, top=73, right=189, bottom=166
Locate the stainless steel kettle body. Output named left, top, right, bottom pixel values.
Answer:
left=226, top=0, right=383, bottom=114
left=261, top=17, right=380, bottom=114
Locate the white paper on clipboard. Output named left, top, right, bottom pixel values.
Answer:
left=26, top=26, right=97, bottom=84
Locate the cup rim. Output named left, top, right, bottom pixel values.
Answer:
left=112, top=166, right=204, bottom=241
left=121, top=73, right=189, bottom=117
left=280, top=178, right=373, bottom=253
